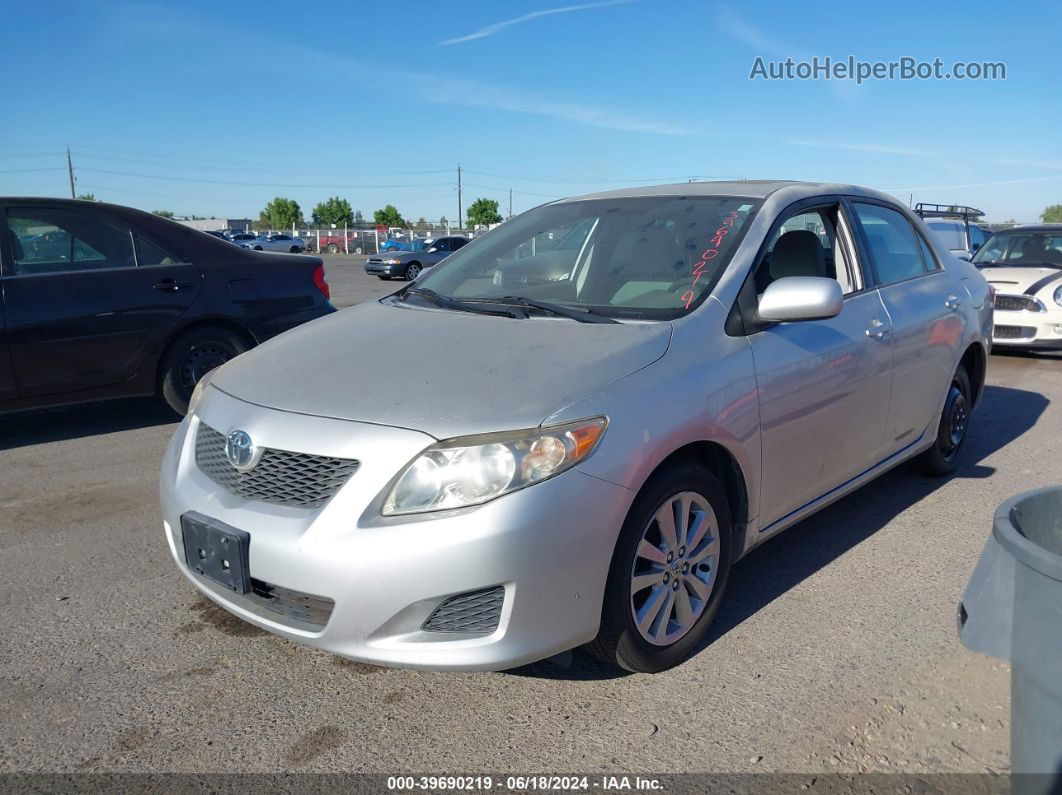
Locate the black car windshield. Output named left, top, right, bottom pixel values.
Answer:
left=411, top=195, right=760, bottom=320
left=971, top=231, right=1062, bottom=267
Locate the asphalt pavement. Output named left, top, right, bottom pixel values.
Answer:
left=2, top=256, right=1058, bottom=774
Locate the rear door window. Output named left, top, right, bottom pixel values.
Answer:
left=6, top=207, right=136, bottom=275
left=852, top=203, right=928, bottom=285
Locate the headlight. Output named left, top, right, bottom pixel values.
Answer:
left=384, top=258, right=402, bottom=265
left=187, top=371, right=216, bottom=415
left=382, top=417, right=608, bottom=516
left=1054, top=285, right=1062, bottom=307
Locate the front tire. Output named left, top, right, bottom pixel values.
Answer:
left=405, top=262, right=421, bottom=280
left=290, top=246, right=300, bottom=253
left=159, top=326, right=250, bottom=415
left=327, top=243, right=340, bottom=254
left=916, top=365, right=972, bottom=476
left=589, top=463, right=733, bottom=673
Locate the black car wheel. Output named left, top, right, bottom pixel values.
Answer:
left=290, top=246, right=300, bottom=253
left=160, top=325, right=250, bottom=415
left=405, top=262, right=421, bottom=280
left=327, top=243, right=340, bottom=254
left=916, top=364, right=972, bottom=476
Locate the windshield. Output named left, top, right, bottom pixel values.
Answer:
left=411, top=195, right=760, bottom=320
left=971, top=231, right=1062, bottom=266
left=927, top=221, right=967, bottom=250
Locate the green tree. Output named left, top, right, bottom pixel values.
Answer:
left=311, top=196, right=354, bottom=227
left=152, top=209, right=175, bottom=218
left=439, top=215, right=448, bottom=230
left=353, top=209, right=365, bottom=225
left=76, top=193, right=97, bottom=201
left=415, top=216, right=431, bottom=230
left=467, top=197, right=502, bottom=227
left=259, top=197, right=304, bottom=230
left=373, top=204, right=406, bottom=228
left=1040, top=204, right=1062, bottom=223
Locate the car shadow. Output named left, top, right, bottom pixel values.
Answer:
left=509, top=384, right=1048, bottom=681
left=0, top=397, right=178, bottom=450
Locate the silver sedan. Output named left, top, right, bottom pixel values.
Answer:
left=160, top=180, right=992, bottom=672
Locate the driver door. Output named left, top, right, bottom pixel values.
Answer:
left=745, top=200, right=895, bottom=531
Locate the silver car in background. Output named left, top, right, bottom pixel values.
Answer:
left=161, top=180, right=992, bottom=673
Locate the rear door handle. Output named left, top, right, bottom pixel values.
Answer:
left=945, top=294, right=962, bottom=311
left=153, top=279, right=189, bottom=292
left=866, top=319, right=891, bottom=340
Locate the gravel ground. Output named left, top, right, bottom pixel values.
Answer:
left=1, top=256, right=1057, bottom=774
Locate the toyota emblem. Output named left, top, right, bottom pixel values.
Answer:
left=225, top=430, right=257, bottom=471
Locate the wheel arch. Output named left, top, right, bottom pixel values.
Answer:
left=641, top=440, right=751, bottom=560
left=960, top=340, right=987, bottom=407
left=154, top=317, right=258, bottom=388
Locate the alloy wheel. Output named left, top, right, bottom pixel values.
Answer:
left=630, top=491, right=720, bottom=646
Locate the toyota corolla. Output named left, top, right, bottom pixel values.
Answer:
left=161, top=180, right=992, bottom=673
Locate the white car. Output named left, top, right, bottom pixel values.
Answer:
left=971, top=225, right=1062, bottom=349
left=239, top=233, right=306, bottom=253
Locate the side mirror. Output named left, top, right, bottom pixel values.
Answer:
left=758, top=276, right=843, bottom=323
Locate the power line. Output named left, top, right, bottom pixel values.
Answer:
left=77, top=167, right=454, bottom=190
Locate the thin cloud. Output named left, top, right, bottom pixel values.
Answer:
left=787, top=139, right=931, bottom=157
left=438, top=0, right=634, bottom=47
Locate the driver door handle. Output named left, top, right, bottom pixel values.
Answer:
left=153, top=279, right=189, bottom=292
left=866, top=319, right=891, bottom=340
left=945, top=294, right=962, bottom=311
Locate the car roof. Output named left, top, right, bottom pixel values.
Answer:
left=992, top=224, right=1062, bottom=233
left=553, top=179, right=903, bottom=206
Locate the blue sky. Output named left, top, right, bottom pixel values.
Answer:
left=2, top=0, right=1059, bottom=223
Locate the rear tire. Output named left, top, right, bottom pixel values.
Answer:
left=588, top=463, right=733, bottom=673
left=916, top=365, right=972, bottom=476
left=327, top=243, right=340, bottom=254
left=290, top=246, right=300, bottom=253
left=159, top=325, right=250, bottom=415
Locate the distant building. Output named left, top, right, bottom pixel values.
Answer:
left=177, top=218, right=252, bottom=233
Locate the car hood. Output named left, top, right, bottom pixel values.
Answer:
left=210, top=299, right=673, bottom=439
left=979, top=265, right=1062, bottom=297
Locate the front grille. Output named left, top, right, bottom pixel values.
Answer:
left=195, top=423, right=359, bottom=508
left=994, top=324, right=1035, bottom=340
left=994, top=294, right=1044, bottom=313
left=422, top=586, right=505, bottom=634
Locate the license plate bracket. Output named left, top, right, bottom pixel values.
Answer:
left=181, top=512, right=251, bottom=595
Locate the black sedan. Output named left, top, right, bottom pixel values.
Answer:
left=363, top=236, right=470, bottom=280
left=0, top=197, right=335, bottom=415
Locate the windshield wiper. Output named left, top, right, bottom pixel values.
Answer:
left=403, top=287, right=518, bottom=318
left=491, top=295, right=620, bottom=324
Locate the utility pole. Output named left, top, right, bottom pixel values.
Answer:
left=66, top=145, right=76, bottom=198
left=508, top=188, right=512, bottom=219
left=457, top=165, right=463, bottom=230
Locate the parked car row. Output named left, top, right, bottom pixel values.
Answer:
left=205, top=229, right=307, bottom=253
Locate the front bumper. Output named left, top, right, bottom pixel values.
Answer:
left=992, top=310, right=1062, bottom=348
left=160, top=389, right=633, bottom=671
left=364, top=261, right=406, bottom=276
